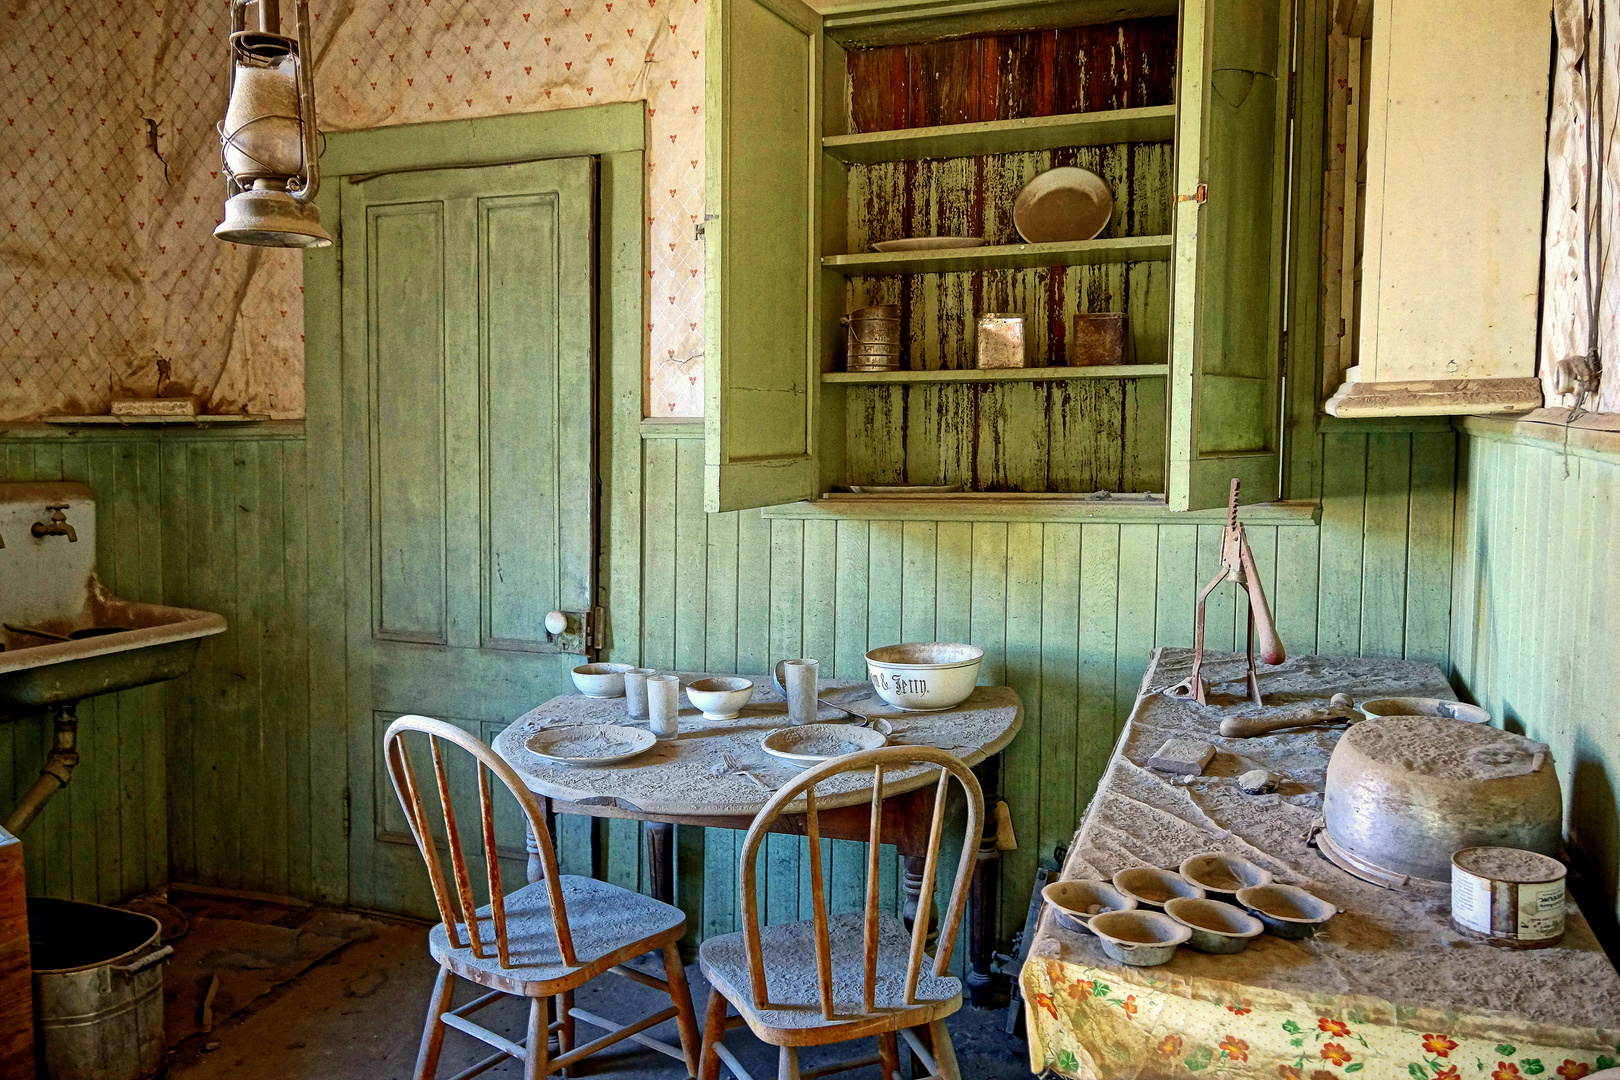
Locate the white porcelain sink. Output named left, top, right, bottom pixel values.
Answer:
left=0, top=482, right=226, bottom=717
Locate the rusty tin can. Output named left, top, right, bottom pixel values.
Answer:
left=1451, top=846, right=1567, bottom=948
left=1070, top=312, right=1128, bottom=366
left=843, top=304, right=900, bottom=371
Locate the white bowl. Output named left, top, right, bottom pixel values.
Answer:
left=1042, top=880, right=1136, bottom=933
left=571, top=663, right=633, bottom=699
left=1355, top=696, right=1490, bottom=724
left=1178, top=852, right=1274, bottom=897
left=864, top=642, right=983, bottom=712
left=1163, top=897, right=1265, bottom=954
left=1086, top=910, right=1191, bottom=967
left=1112, top=867, right=1205, bottom=908
left=685, top=676, right=754, bottom=720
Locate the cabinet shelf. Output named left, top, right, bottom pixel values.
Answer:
left=823, top=105, right=1176, bottom=164
left=824, top=234, right=1172, bottom=275
left=823, top=364, right=1167, bottom=384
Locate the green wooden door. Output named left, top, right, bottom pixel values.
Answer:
left=1166, top=0, right=1293, bottom=510
left=703, top=0, right=824, bottom=512
left=337, top=157, right=597, bottom=914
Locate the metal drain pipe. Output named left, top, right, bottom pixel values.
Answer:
left=4, top=702, right=80, bottom=835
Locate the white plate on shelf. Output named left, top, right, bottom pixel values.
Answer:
left=871, top=237, right=987, bottom=252
left=1012, top=167, right=1113, bottom=243
left=525, top=724, right=656, bottom=766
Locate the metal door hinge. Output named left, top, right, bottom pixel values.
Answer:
left=1176, top=184, right=1208, bottom=204
left=694, top=213, right=718, bottom=241
left=342, top=786, right=351, bottom=838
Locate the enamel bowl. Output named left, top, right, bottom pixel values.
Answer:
left=864, top=642, right=983, bottom=712
left=1042, top=880, right=1137, bottom=933
left=1112, top=867, right=1205, bottom=909
left=685, top=676, right=754, bottom=720
left=1355, top=696, right=1490, bottom=724
left=1164, top=897, right=1266, bottom=954
left=571, top=663, right=633, bottom=699
left=1178, top=852, right=1274, bottom=898
left=1236, top=884, right=1338, bottom=939
left=1087, top=910, right=1191, bottom=967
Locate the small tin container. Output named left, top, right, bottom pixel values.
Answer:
left=976, top=313, right=1027, bottom=368
left=1451, top=846, right=1567, bottom=948
left=1070, top=312, right=1127, bottom=366
left=843, top=304, right=900, bottom=372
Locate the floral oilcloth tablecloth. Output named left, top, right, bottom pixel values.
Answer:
left=1022, top=650, right=1620, bottom=1080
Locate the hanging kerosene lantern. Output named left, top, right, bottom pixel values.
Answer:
left=214, top=0, right=331, bottom=247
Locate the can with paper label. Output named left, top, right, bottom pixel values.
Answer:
left=1451, top=846, right=1566, bottom=948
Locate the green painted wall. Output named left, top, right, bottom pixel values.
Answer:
left=0, top=426, right=339, bottom=905
left=1450, top=420, right=1620, bottom=943
left=0, top=420, right=1460, bottom=952
left=635, top=425, right=1458, bottom=942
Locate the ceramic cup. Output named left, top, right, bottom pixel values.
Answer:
left=781, top=659, right=819, bottom=726
left=647, top=674, right=681, bottom=741
left=623, top=668, right=657, bottom=720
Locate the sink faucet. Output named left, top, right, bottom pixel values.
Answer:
left=31, top=504, right=77, bottom=542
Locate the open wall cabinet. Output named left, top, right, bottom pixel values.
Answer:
left=704, top=0, right=1294, bottom=513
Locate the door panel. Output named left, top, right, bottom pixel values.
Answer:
left=339, top=157, right=597, bottom=913
left=370, top=203, right=450, bottom=643
left=704, top=0, right=823, bottom=512
left=1166, top=0, right=1292, bottom=510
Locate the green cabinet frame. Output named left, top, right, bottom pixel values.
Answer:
left=704, top=0, right=1297, bottom=513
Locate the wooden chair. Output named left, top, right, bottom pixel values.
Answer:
left=383, top=715, right=702, bottom=1080
left=696, top=745, right=984, bottom=1080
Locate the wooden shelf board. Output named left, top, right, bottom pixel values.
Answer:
left=42, top=414, right=271, bottom=426
left=824, top=106, right=1175, bottom=164
left=824, top=235, right=1172, bottom=275
left=823, top=363, right=1167, bottom=384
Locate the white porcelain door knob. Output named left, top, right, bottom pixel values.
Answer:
left=544, top=610, right=569, bottom=636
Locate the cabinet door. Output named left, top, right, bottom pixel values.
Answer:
left=704, top=0, right=823, bottom=513
left=1166, top=0, right=1293, bottom=510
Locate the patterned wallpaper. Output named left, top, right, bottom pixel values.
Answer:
left=0, top=0, right=705, bottom=420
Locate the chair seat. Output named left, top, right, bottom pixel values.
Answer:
left=698, top=911, right=962, bottom=1046
left=429, top=874, right=685, bottom=993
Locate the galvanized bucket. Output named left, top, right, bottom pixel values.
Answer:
left=30, top=898, right=171, bottom=1080
left=842, top=304, right=901, bottom=371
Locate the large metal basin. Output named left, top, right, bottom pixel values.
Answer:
left=0, top=481, right=225, bottom=717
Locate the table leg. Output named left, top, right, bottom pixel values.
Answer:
left=902, top=857, right=939, bottom=951
left=525, top=797, right=554, bottom=884
left=967, top=757, right=1001, bottom=1007
left=647, top=821, right=675, bottom=905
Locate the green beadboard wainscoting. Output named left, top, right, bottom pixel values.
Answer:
left=0, top=424, right=343, bottom=906
left=634, top=426, right=1459, bottom=943
left=1451, top=418, right=1620, bottom=945
left=0, top=421, right=1460, bottom=954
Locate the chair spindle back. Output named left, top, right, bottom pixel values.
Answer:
left=383, top=714, right=577, bottom=969
left=738, top=745, right=985, bottom=1019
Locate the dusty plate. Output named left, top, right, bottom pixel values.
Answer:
left=761, top=723, right=887, bottom=766
left=870, top=237, right=987, bottom=252
left=1012, top=167, right=1113, bottom=243
left=525, top=724, right=656, bottom=766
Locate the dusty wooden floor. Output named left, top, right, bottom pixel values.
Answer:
left=162, top=901, right=1036, bottom=1080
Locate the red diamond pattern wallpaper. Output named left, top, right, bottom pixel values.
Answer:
left=1, top=0, right=705, bottom=420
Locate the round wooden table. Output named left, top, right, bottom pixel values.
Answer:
left=492, top=672, right=1022, bottom=1002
